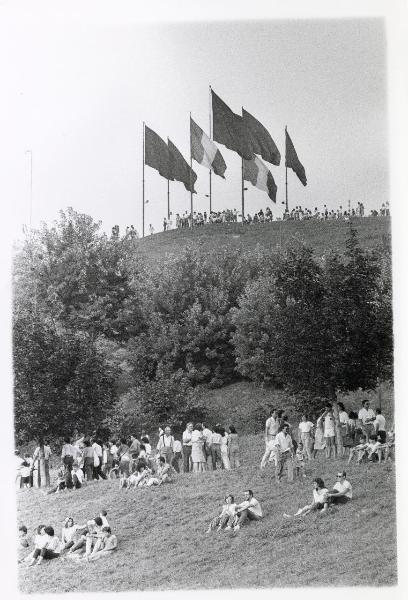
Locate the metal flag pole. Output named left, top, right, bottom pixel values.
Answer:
left=241, top=156, right=245, bottom=225
left=167, top=179, right=170, bottom=221
left=142, top=122, right=145, bottom=238
left=190, top=112, right=194, bottom=228
left=285, top=126, right=289, bottom=215
left=209, top=84, right=212, bottom=214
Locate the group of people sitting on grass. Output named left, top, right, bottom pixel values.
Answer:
left=283, top=471, right=353, bottom=518
left=19, top=511, right=117, bottom=566
left=259, top=400, right=394, bottom=482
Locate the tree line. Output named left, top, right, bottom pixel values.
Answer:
left=13, top=208, right=393, bottom=444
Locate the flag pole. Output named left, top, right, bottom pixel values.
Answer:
left=241, top=156, right=245, bottom=225
left=167, top=179, right=170, bottom=221
left=142, top=122, right=145, bottom=238
left=190, top=112, right=194, bottom=228
left=285, top=126, right=288, bottom=215
left=209, top=84, right=212, bottom=214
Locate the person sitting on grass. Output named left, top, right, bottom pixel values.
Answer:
left=47, top=466, right=66, bottom=494
left=377, top=431, right=395, bottom=463
left=150, top=456, right=176, bottom=484
left=327, top=471, right=353, bottom=504
left=226, top=489, right=263, bottom=532
left=283, top=478, right=329, bottom=518
left=27, top=526, right=61, bottom=566
left=67, top=518, right=103, bottom=557
left=366, top=435, right=383, bottom=462
left=19, top=525, right=29, bottom=548
left=20, top=525, right=47, bottom=563
left=347, top=435, right=368, bottom=464
left=86, top=526, right=118, bottom=561
left=72, top=464, right=85, bottom=489
left=206, top=494, right=236, bottom=533
left=61, top=517, right=88, bottom=552
left=122, top=464, right=152, bottom=489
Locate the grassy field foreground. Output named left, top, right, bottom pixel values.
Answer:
left=17, top=434, right=397, bottom=592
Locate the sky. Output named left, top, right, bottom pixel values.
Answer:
left=2, top=9, right=388, bottom=238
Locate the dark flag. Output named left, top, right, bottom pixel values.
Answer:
left=168, top=138, right=197, bottom=193
left=211, top=89, right=253, bottom=160
left=190, top=117, right=227, bottom=178
left=285, top=128, right=307, bottom=186
left=243, top=155, right=277, bottom=203
left=145, top=125, right=173, bottom=180
left=242, top=108, right=281, bottom=166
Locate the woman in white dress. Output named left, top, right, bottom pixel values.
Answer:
left=220, top=428, right=231, bottom=470
left=191, top=424, right=206, bottom=473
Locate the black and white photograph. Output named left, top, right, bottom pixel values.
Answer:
left=1, top=0, right=407, bottom=596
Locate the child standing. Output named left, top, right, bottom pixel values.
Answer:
left=20, top=458, right=32, bottom=488
left=294, top=442, right=306, bottom=478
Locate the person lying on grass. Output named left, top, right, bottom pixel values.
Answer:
left=83, top=526, right=118, bottom=561
left=225, top=489, right=263, bottom=532
left=283, top=478, right=329, bottom=518
left=206, top=494, right=236, bottom=533
left=326, top=471, right=352, bottom=504
left=27, top=526, right=61, bottom=566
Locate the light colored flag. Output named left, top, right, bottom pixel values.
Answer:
left=243, top=155, right=277, bottom=203
left=190, top=117, right=226, bottom=178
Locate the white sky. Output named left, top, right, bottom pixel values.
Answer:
left=1, top=3, right=390, bottom=238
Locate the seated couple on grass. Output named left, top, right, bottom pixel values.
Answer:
left=206, top=489, right=263, bottom=533
left=120, top=457, right=175, bottom=489
left=283, top=472, right=352, bottom=518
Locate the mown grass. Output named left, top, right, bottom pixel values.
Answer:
left=17, top=432, right=397, bottom=593
left=136, top=217, right=390, bottom=264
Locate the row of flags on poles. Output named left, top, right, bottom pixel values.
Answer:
left=144, top=88, right=307, bottom=204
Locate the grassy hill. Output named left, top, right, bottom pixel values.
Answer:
left=136, top=216, right=391, bottom=263
left=17, top=437, right=396, bottom=592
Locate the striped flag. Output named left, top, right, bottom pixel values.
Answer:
left=285, top=128, right=307, bottom=186
left=190, top=117, right=226, bottom=178
left=211, top=89, right=253, bottom=160
left=243, top=155, right=277, bottom=203
left=242, top=108, right=281, bottom=166
left=144, top=125, right=173, bottom=181
left=168, top=138, right=197, bottom=193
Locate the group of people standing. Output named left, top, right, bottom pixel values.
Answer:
left=260, top=400, right=393, bottom=482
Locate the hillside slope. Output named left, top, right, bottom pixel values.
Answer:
left=136, top=217, right=390, bottom=263
left=17, top=438, right=396, bottom=592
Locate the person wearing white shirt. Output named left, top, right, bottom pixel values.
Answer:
left=298, top=415, right=314, bottom=460
left=28, top=526, right=61, bottom=565
left=327, top=471, right=352, bottom=504
left=322, top=405, right=336, bottom=458
left=358, top=400, right=376, bottom=441
left=182, top=423, right=193, bottom=473
left=206, top=494, right=237, bottom=532
left=92, top=439, right=107, bottom=480
left=373, top=408, right=386, bottom=442
left=283, top=478, right=329, bottom=518
left=157, top=426, right=175, bottom=464
left=202, top=424, right=213, bottom=470
left=210, top=428, right=223, bottom=470
left=274, top=425, right=294, bottom=482
left=260, top=409, right=280, bottom=469
left=227, top=490, right=263, bottom=532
